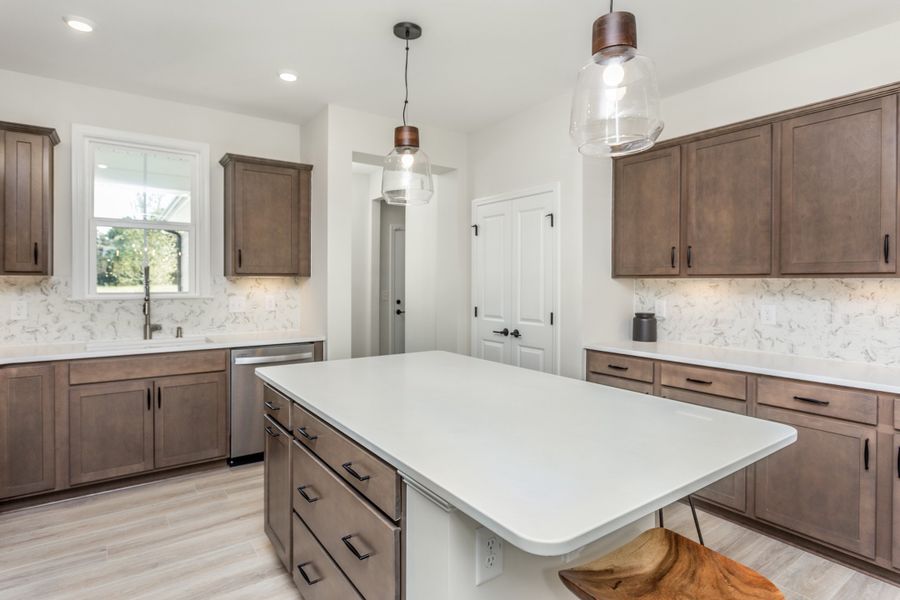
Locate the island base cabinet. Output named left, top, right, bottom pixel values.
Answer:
left=894, top=434, right=900, bottom=570
left=0, top=365, right=54, bottom=499
left=264, top=415, right=292, bottom=570
left=292, top=512, right=364, bottom=600
left=755, top=406, right=876, bottom=559
left=154, top=373, right=227, bottom=468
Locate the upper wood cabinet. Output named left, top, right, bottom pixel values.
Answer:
left=221, top=154, right=312, bottom=277
left=780, top=96, right=897, bottom=275
left=0, top=122, right=58, bottom=276
left=0, top=364, right=54, bottom=499
left=613, top=146, right=681, bottom=276
left=685, top=125, right=773, bottom=275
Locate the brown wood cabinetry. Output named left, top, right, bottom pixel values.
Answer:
left=221, top=154, right=312, bottom=277
left=0, top=123, right=58, bottom=275
left=154, top=372, right=227, bottom=468
left=0, top=364, right=54, bottom=499
left=894, top=433, right=900, bottom=570
left=265, top=415, right=292, bottom=570
left=613, top=147, right=681, bottom=276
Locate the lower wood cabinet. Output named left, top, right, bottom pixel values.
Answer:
left=0, top=364, right=54, bottom=499
left=155, top=373, right=227, bottom=468
left=264, top=415, right=292, bottom=570
left=292, top=511, right=364, bottom=600
left=894, top=434, right=900, bottom=570
left=754, top=406, right=876, bottom=558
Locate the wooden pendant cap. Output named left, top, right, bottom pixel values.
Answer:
left=592, top=11, right=637, bottom=55
left=394, top=125, right=420, bottom=148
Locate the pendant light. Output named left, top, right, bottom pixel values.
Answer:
left=382, top=22, right=434, bottom=206
left=570, top=1, right=663, bottom=157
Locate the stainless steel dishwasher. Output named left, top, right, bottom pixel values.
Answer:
left=229, top=343, right=316, bottom=465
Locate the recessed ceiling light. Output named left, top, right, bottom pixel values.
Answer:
left=97, top=164, right=108, bottom=169
left=63, top=16, right=95, bottom=32
left=278, top=71, right=298, bottom=83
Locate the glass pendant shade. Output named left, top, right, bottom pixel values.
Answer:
left=382, top=126, right=434, bottom=206
left=570, top=12, right=663, bottom=157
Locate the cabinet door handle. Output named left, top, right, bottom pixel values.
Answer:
left=263, top=401, right=280, bottom=411
left=33, top=243, right=38, bottom=265
left=341, top=535, right=372, bottom=560
left=297, top=562, right=323, bottom=586
left=687, top=245, right=693, bottom=269
left=297, top=485, right=320, bottom=503
left=896, top=446, right=899, bottom=479
left=238, top=249, right=242, bottom=268
left=885, top=234, right=891, bottom=264
left=686, top=377, right=712, bottom=385
left=264, top=426, right=279, bottom=438
left=792, top=395, right=830, bottom=407
left=864, top=438, right=870, bottom=471
left=157, top=387, right=162, bottom=409
left=607, top=364, right=629, bottom=371
left=342, top=462, right=370, bottom=482
left=670, top=246, right=676, bottom=269
left=147, top=388, right=151, bottom=411
left=296, top=426, right=318, bottom=441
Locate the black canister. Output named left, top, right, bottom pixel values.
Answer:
left=632, top=312, right=657, bottom=342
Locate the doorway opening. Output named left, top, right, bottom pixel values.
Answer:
left=381, top=203, right=406, bottom=354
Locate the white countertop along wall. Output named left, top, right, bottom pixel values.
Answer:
left=586, top=340, right=900, bottom=395
left=258, top=351, right=795, bottom=556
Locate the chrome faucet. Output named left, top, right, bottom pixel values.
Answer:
left=143, top=266, right=162, bottom=340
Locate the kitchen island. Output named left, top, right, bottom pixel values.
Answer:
left=258, top=351, right=796, bottom=600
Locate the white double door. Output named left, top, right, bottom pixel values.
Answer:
left=472, top=188, right=557, bottom=373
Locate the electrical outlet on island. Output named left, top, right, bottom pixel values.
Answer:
left=475, top=526, right=504, bottom=585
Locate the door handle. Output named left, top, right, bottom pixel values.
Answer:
left=147, top=388, right=151, bottom=411
left=396, top=309, right=405, bottom=315
left=885, top=234, right=891, bottom=264
left=510, top=329, right=522, bottom=338
left=157, top=387, right=161, bottom=409
left=670, top=246, right=676, bottom=269
left=33, top=243, right=39, bottom=265
left=492, top=328, right=509, bottom=336
left=687, top=245, right=693, bottom=269
left=864, top=438, right=870, bottom=471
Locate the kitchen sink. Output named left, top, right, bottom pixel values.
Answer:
left=84, top=336, right=211, bottom=352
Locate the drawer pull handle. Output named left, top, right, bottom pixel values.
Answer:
left=297, top=562, right=323, bottom=585
left=342, top=462, right=370, bottom=482
left=296, top=426, right=318, bottom=441
left=607, top=364, right=629, bottom=371
left=341, top=535, right=372, bottom=560
left=686, top=378, right=712, bottom=385
left=297, top=485, right=320, bottom=503
left=264, top=401, right=281, bottom=411
left=864, top=438, right=870, bottom=471
left=896, top=446, right=899, bottom=479
left=264, top=426, right=279, bottom=438
left=792, top=395, right=830, bottom=407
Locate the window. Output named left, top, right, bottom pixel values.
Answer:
left=72, top=126, right=210, bottom=299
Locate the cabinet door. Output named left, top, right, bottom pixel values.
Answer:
left=0, top=364, right=54, bottom=499
left=69, top=380, right=154, bottom=485
left=264, top=415, right=291, bottom=569
left=781, top=96, right=897, bottom=274
left=685, top=125, right=772, bottom=275
left=154, top=372, right=227, bottom=469
left=660, top=387, right=747, bottom=512
left=233, top=161, right=302, bottom=275
left=756, top=406, right=876, bottom=558
left=3, top=131, right=50, bottom=274
left=894, top=434, right=900, bottom=570
left=613, top=147, right=681, bottom=276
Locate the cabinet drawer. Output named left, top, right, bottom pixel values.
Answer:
left=291, top=511, right=363, bottom=600
left=263, top=385, right=291, bottom=431
left=292, top=402, right=401, bottom=521
left=660, top=363, right=746, bottom=400
left=586, top=372, right=653, bottom=395
left=292, top=441, right=400, bottom=600
left=69, top=350, right=227, bottom=385
left=758, top=377, right=877, bottom=426
left=586, top=352, right=654, bottom=383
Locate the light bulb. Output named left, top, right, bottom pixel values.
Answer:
left=400, top=153, right=415, bottom=169
left=63, top=16, right=94, bottom=32
left=602, top=63, right=625, bottom=87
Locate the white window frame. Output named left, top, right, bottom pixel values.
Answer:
left=71, top=125, right=211, bottom=299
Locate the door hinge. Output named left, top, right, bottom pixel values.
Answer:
left=471, top=224, right=479, bottom=236
left=474, top=306, right=478, bottom=318
left=550, top=311, right=554, bottom=325
left=545, top=213, right=554, bottom=228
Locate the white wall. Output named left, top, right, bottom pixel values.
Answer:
left=0, top=68, right=315, bottom=343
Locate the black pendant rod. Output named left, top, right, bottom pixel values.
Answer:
left=403, top=35, right=409, bottom=126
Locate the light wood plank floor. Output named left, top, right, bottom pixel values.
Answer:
left=0, top=465, right=897, bottom=599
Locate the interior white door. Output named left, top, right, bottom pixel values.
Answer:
left=473, top=201, right=512, bottom=364
left=390, top=226, right=406, bottom=354
left=472, top=189, right=556, bottom=373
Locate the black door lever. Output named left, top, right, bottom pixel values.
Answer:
left=492, top=328, right=509, bottom=336
left=510, top=329, right=522, bottom=338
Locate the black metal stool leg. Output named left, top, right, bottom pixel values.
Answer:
left=688, top=496, right=704, bottom=546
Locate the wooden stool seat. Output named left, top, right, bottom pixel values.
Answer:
left=558, top=528, right=784, bottom=600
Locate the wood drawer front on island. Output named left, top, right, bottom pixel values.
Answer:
left=660, top=386, right=748, bottom=513
left=0, top=364, right=54, bottom=499
left=660, top=363, right=747, bottom=400
left=755, top=405, right=876, bottom=558
left=292, top=402, right=401, bottom=521
left=586, top=351, right=654, bottom=383
left=69, top=380, right=155, bottom=485
left=292, top=511, right=364, bottom=600
left=264, top=415, right=292, bottom=570
left=263, top=385, right=292, bottom=431
left=69, top=350, right=227, bottom=386
left=292, top=440, right=400, bottom=600
left=758, top=377, right=877, bottom=425
left=154, top=373, right=227, bottom=469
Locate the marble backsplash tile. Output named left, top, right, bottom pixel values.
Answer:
left=0, top=276, right=303, bottom=344
left=634, top=279, right=900, bottom=366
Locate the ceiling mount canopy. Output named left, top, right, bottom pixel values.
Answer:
left=570, top=0, right=664, bottom=158
left=382, top=21, right=434, bottom=206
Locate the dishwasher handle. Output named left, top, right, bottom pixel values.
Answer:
left=233, top=352, right=314, bottom=366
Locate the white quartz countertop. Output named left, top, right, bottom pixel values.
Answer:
left=586, top=340, right=900, bottom=395
left=0, top=330, right=325, bottom=365
left=257, top=351, right=796, bottom=557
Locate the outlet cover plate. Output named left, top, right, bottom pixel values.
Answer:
left=760, top=304, right=777, bottom=326
left=475, top=527, right=504, bottom=585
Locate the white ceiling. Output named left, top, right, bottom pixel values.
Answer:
left=2, top=1, right=899, bottom=132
